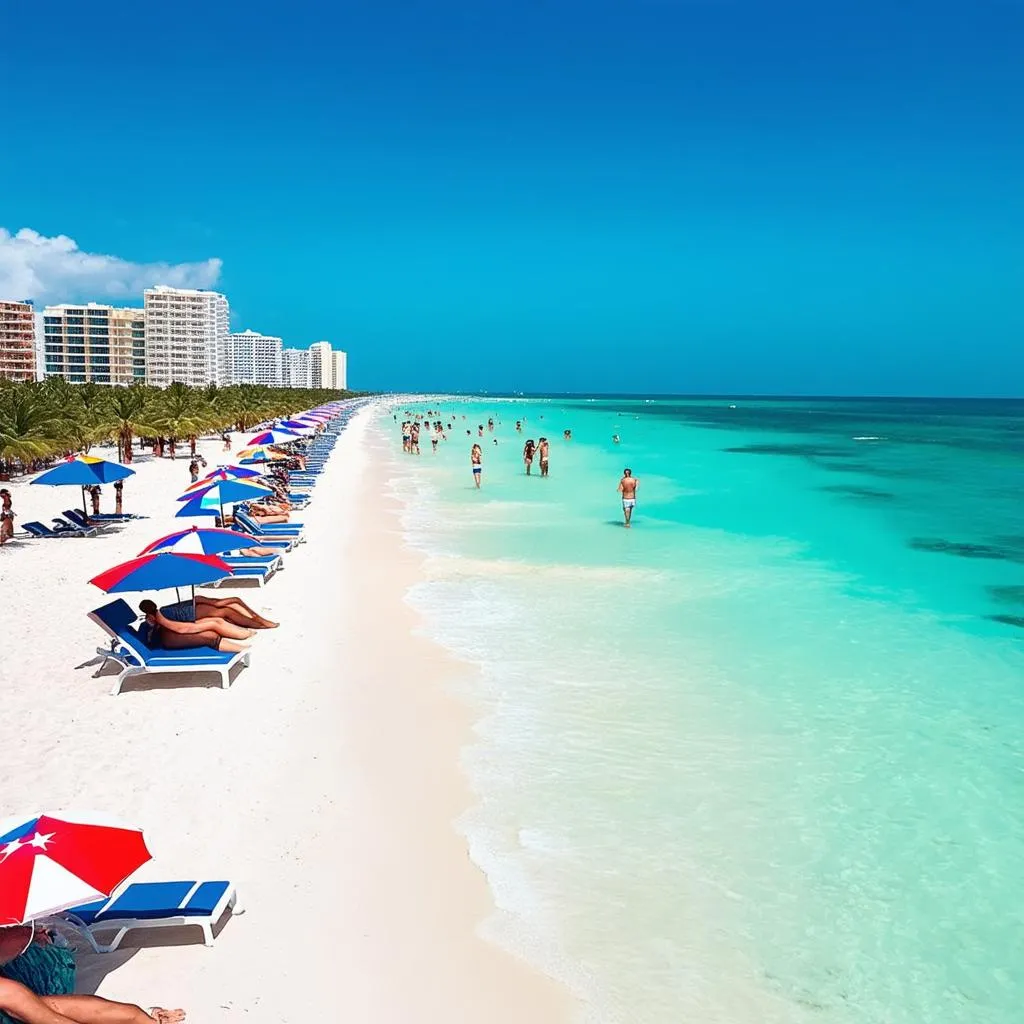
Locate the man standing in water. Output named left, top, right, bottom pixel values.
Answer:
left=471, top=443, right=483, bottom=488
left=538, top=437, right=550, bottom=477
left=617, top=468, right=638, bottom=527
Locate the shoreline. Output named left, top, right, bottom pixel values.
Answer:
left=321, top=412, right=574, bottom=1022
left=0, top=405, right=574, bottom=1022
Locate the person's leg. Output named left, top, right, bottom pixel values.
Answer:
left=196, top=597, right=277, bottom=629
left=192, top=616, right=254, bottom=641
left=43, top=994, right=184, bottom=1024
left=0, top=978, right=75, bottom=1023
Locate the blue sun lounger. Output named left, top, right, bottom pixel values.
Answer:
left=63, top=509, right=117, bottom=532
left=23, top=520, right=93, bottom=539
left=65, top=880, right=240, bottom=952
left=88, top=599, right=250, bottom=695
left=207, top=555, right=281, bottom=588
left=234, top=509, right=305, bottom=539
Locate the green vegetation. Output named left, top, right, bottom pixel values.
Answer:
left=0, top=379, right=361, bottom=474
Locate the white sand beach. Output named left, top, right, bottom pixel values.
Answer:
left=0, top=407, right=573, bottom=1022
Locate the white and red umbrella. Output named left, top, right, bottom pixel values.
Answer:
left=0, top=812, right=152, bottom=925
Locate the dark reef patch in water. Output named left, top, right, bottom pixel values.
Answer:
left=723, top=443, right=853, bottom=459
left=909, top=538, right=1024, bottom=562
left=986, top=585, right=1024, bottom=606
left=817, top=461, right=911, bottom=479
left=987, top=614, right=1024, bottom=629
left=820, top=485, right=895, bottom=500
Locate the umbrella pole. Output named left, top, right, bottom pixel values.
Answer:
left=82, top=487, right=89, bottom=517
left=192, top=585, right=197, bottom=619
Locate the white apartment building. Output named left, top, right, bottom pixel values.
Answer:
left=144, top=286, right=230, bottom=387
left=308, top=341, right=332, bottom=389
left=331, top=349, right=347, bottom=390
left=41, top=303, right=145, bottom=385
left=282, top=347, right=312, bottom=388
left=0, top=299, right=37, bottom=381
left=231, top=330, right=283, bottom=386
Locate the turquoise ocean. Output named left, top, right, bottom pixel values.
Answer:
left=380, top=397, right=1024, bottom=1024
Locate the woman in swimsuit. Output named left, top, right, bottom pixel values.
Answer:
left=470, top=444, right=482, bottom=489
left=0, top=490, right=14, bottom=546
left=523, top=439, right=535, bottom=475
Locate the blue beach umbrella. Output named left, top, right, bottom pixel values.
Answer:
left=32, top=456, right=135, bottom=514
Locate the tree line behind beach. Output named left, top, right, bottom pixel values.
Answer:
left=0, top=378, right=367, bottom=476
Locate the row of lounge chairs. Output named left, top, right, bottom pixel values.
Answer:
left=88, top=422, right=345, bottom=696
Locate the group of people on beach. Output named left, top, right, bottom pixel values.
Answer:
left=398, top=410, right=640, bottom=525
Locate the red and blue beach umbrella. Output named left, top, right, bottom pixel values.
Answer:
left=246, top=428, right=301, bottom=446
left=139, top=525, right=255, bottom=557
left=0, top=812, right=151, bottom=925
left=89, top=552, right=231, bottom=593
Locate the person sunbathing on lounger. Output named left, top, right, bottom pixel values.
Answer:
left=245, top=503, right=290, bottom=525
left=157, top=595, right=278, bottom=630
left=138, top=601, right=255, bottom=653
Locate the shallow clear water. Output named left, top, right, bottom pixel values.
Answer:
left=383, top=397, right=1024, bottom=1024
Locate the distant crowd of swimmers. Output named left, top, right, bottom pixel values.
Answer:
left=396, top=410, right=639, bottom=525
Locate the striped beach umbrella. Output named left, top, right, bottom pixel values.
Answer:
left=246, top=428, right=300, bottom=446
left=0, top=812, right=151, bottom=925
left=89, top=552, right=231, bottom=593
left=139, top=525, right=256, bottom=557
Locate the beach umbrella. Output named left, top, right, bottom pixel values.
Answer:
left=89, top=551, right=231, bottom=593
left=278, top=420, right=316, bottom=433
left=175, top=478, right=273, bottom=503
left=31, top=456, right=136, bottom=514
left=174, top=496, right=220, bottom=519
left=237, top=446, right=287, bottom=464
left=139, top=525, right=256, bottom=557
left=182, top=468, right=262, bottom=498
left=246, top=428, right=300, bottom=446
left=207, top=465, right=262, bottom=480
left=0, top=812, right=151, bottom=925
left=175, top=478, right=275, bottom=525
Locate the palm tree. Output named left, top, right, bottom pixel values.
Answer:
left=100, top=386, right=162, bottom=464
left=154, top=383, right=214, bottom=459
left=0, top=383, right=69, bottom=471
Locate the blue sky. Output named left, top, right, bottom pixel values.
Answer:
left=1, top=0, right=1022, bottom=396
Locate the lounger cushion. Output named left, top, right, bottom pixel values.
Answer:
left=72, top=880, right=231, bottom=923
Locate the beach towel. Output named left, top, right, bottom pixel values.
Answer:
left=0, top=939, right=77, bottom=1003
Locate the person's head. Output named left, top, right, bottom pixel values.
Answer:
left=623, top=468, right=632, bottom=477
left=139, top=599, right=158, bottom=621
left=0, top=489, right=9, bottom=502
left=539, top=436, right=546, bottom=443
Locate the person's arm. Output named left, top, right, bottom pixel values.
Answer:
left=617, top=480, right=624, bottom=494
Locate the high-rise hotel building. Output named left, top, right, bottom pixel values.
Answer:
left=144, top=286, right=230, bottom=387
left=41, top=303, right=146, bottom=385
left=230, top=330, right=283, bottom=386
left=0, top=299, right=38, bottom=381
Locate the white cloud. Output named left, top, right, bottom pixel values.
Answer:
left=0, top=227, right=222, bottom=304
